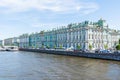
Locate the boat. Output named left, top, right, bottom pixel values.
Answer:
left=0, top=47, right=6, bottom=51
left=4, top=46, right=18, bottom=51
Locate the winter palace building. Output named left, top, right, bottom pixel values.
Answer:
left=13, top=19, right=120, bottom=50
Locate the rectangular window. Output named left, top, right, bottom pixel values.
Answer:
left=92, top=34, right=93, bottom=39
left=89, top=34, right=90, bottom=39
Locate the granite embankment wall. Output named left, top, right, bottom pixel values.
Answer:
left=19, top=48, right=120, bottom=61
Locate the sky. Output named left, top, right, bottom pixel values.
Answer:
left=0, top=0, right=120, bottom=40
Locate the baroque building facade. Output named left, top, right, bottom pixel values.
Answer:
left=18, top=19, right=120, bottom=50
left=19, top=34, right=29, bottom=48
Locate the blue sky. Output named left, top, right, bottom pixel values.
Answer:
left=0, top=0, right=120, bottom=39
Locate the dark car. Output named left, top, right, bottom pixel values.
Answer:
left=114, top=50, right=120, bottom=53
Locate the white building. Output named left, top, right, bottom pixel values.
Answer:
left=56, top=19, right=120, bottom=50
left=17, top=19, right=120, bottom=50
left=19, top=34, right=29, bottom=48
left=4, top=37, right=19, bottom=46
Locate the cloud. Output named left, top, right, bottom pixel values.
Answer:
left=0, top=0, right=99, bottom=14
left=31, top=23, right=67, bottom=30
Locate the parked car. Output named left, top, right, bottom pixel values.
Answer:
left=114, top=50, right=120, bottom=53
left=95, top=49, right=112, bottom=53
left=80, top=49, right=89, bottom=53
left=100, top=50, right=112, bottom=53
left=95, top=49, right=101, bottom=53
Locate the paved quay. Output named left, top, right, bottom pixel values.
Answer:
left=19, top=48, right=120, bottom=61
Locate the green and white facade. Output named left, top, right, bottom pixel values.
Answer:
left=18, top=19, right=120, bottom=50
left=29, top=32, right=45, bottom=48
left=19, top=34, right=29, bottom=48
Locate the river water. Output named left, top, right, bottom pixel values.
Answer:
left=0, top=51, right=120, bottom=80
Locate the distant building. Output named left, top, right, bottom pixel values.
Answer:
left=4, top=37, right=19, bottom=46
left=4, top=38, right=13, bottom=46
left=0, top=40, right=3, bottom=46
left=19, top=34, right=29, bottom=48
left=12, top=37, right=19, bottom=46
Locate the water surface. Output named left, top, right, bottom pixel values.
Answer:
left=0, top=51, right=120, bottom=80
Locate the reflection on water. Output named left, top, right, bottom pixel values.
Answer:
left=0, top=51, right=120, bottom=80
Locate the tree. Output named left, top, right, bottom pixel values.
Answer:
left=59, top=45, right=63, bottom=49
left=42, top=44, right=44, bottom=48
left=119, top=39, right=120, bottom=44
left=40, top=30, right=44, bottom=34
left=104, top=44, right=108, bottom=49
left=54, top=45, right=56, bottom=49
left=0, top=44, right=3, bottom=47
left=36, top=44, right=39, bottom=48
left=116, top=44, right=120, bottom=50
left=32, top=45, right=34, bottom=48
left=89, top=44, right=92, bottom=50
left=77, top=45, right=81, bottom=50
left=46, top=45, right=50, bottom=49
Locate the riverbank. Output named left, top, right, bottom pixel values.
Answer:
left=19, top=48, right=120, bottom=61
